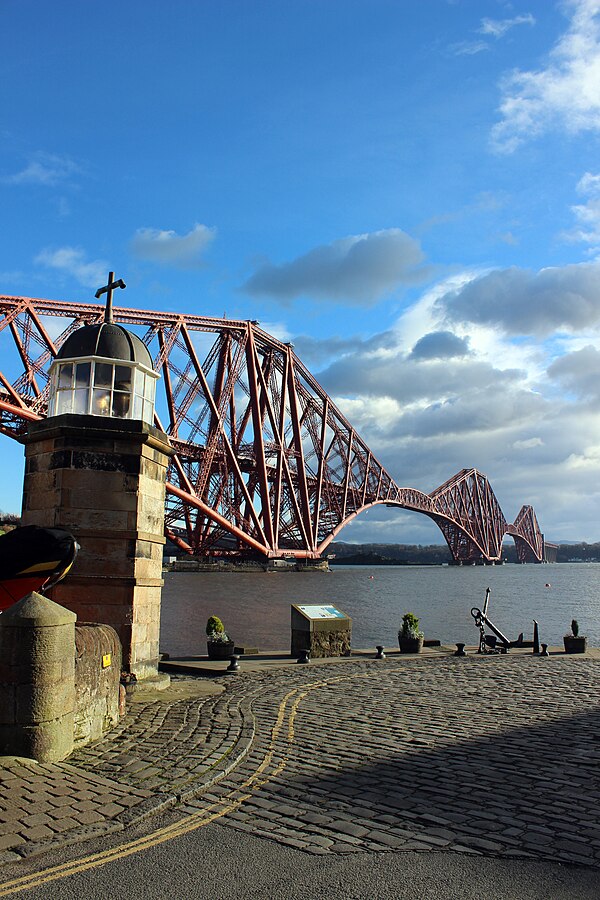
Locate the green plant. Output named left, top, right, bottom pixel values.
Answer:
left=399, top=612, right=424, bottom=639
left=571, top=618, right=579, bottom=637
left=206, top=615, right=230, bottom=641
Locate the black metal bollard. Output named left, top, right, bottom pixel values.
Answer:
left=297, top=649, right=310, bottom=664
left=375, top=646, right=386, bottom=659
left=454, top=643, right=466, bottom=657
left=540, top=644, right=549, bottom=657
left=226, top=655, right=240, bottom=674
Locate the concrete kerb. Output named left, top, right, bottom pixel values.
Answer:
left=158, top=643, right=600, bottom=677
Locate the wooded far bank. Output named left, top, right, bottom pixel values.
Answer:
left=329, top=541, right=600, bottom=565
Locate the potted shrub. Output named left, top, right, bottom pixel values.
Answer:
left=206, top=615, right=235, bottom=660
left=398, top=612, right=424, bottom=654
left=564, top=619, right=587, bottom=654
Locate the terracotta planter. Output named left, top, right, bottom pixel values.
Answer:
left=398, top=635, right=424, bottom=654
left=207, top=640, right=235, bottom=660
left=563, top=635, right=587, bottom=654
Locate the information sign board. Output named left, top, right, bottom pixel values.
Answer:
left=296, top=604, right=346, bottom=620
left=290, top=602, right=352, bottom=657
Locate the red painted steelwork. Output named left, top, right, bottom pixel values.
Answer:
left=0, top=294, right=549, bottom=563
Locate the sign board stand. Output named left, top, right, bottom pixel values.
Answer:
left=291, top=604, right=352, bottom=658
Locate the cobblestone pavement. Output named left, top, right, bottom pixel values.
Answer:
left=178, top=656, right=600, bottom=867
left=0, top=653, right=599, bottom=871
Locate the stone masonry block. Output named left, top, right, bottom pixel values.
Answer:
left=58, top=468, right=130, bottom=493
left=0, top=686, right=16, bottom=726
left=133, top=558, right=163, bottom=581
left=16, top=678, right=74, bottom=724
left=0, top=714, right=74, bottom=763
left=58, top=508, right=131, bottom=532
left=138, top=474, right=167, bottom=500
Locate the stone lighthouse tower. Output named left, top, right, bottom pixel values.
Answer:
left=20, top=274, right=172, bottom=679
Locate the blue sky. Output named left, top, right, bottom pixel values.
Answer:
left=2, top=0, right=600, bottom=545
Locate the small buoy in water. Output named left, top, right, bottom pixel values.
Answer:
left=545, top=583, right=551, bottom=588
left=369, top=575, right=374, bottom=579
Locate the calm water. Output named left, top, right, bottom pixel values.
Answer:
left=160, top=563, right=600, bottom=656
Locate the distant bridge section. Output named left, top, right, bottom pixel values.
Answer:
left=0, top=294, right=551, bottom=563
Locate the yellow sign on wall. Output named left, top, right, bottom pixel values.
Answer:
left=102, top=653, right=112, bottom=669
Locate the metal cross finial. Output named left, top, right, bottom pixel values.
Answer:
left=95, top=271, right=126, bottom=324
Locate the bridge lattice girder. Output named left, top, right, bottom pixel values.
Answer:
left=0, top=295, right=546, bottom=562
left=506, top=506, right=545, bottom=563
left=427, top=468, right=508, bottom=563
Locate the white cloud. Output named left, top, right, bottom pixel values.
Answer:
left=409, top=330, right=470, bottom=360
left=392, top=271, right=478, bottom=352
left=34, top=247, right=108, bottom=288
left=565, top=445, right=600, bottom=471
left=578, top=171, right=600, bottom=194
left=241, top=229, right=426, bottom=305
left=289, top=262, right=600, bottom=540
left=492, top=0, right=600, bottom=152
left=335, top=396, right=403, bottom=435
left=548, top=343, right=600, bottom=399
left=321, top=347, right=517, bottom=410
left=479, top=14, right=536, bottom=39
left=256, top=320, right=293, bottom=343
left=3, top=153, right=81, bottom=186
left=130, top=224, right=216, bottom=269
left=450, top=40, right=490, bottom=56
left=565, top=171, right=600, bottom=246
left=513, top=437, right=544, bottom=449
left=437, top=262, right=600, bottom=336
left=449, top=12, right=535, bottom=56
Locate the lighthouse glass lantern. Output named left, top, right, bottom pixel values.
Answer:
left=47, top=273, right=158, bottom=424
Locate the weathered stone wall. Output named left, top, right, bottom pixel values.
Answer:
left=0, top=594, right=124, bottom=762
left=291, top=628, right=352, bottom=658
left=74, top=623, right=122, bottom=748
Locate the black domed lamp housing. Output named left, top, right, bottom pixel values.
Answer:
left=47, top=273, right=158, bottom=424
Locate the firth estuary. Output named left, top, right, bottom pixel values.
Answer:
left=161, top=562, right=600, bottom=657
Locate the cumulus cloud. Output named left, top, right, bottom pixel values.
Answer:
left=331, top=368, right=536, bottom=441
left=318, top=339, right=524, bottom=410
left=492, top=0, right=600, bottom=152
left=410, top=331, right=470, bottom=360
left=292, top=331, right=397, bottom=367
left=437, top=262, right=600, bottom=336
left=397, top=389, right=544, bottom=440
left=548, top=344, right=600, bottom=399
left=130, top=224, right=216, bottom=269
left=3, top=152, right=81, bottom=186
left=34, top=247, right=107, bottom=288
left=241, top=229, right=425, bottom=305
left=287, top=264, right=600, bottom=541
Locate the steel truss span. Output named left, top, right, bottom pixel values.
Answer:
left=0, top=295, right=552, bottom=563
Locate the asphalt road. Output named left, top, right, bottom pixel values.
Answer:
left=0, top=812, right=598, bottom=900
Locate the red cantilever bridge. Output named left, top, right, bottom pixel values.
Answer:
left=0, top=294, right=553, bottom=564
